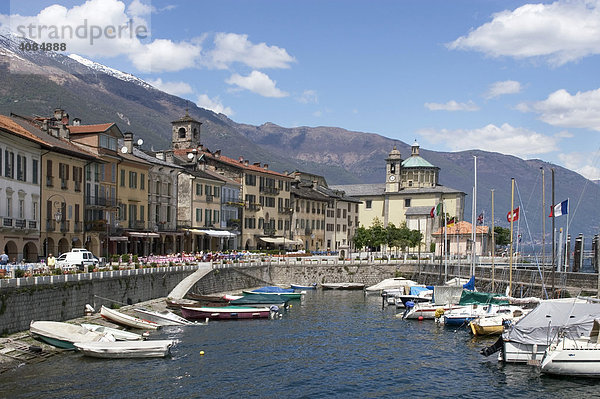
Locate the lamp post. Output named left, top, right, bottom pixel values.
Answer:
left=46, top=193, right=66, bottom=257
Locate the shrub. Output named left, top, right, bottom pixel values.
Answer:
left=132, top=255, right=138, bottom=263
left=121, top=254, right=130, bottom=263
left=112, top=265, right=119, bottom=271
left=14, top=269, right=25, bottom=278
left=150, top=262, right=157, bottom=267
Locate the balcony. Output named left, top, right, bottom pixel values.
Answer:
left=305, top=228, right=313, bottom=235
left=74, top=221, right=83, bottom=232
left=28, top=220, right=37, bottom=230
left=74, top=181, right=81, bottom=192
left=206, top=195, right=213, bottom=202
left=278, top=207, right=293, bottom=215
left=59, top=220, right=69, bottom=232
left=245, top=203, right=261, bottom=212
left=46, top=219, right=56, bottom=232
left=60, top=179, right=68, bottom=190
left=260, top=186, right=279, bottom=195
left=263, top=227, right=276, bottom=236
left=226, top=219, right=241, bottom=228
left=2, top=217, right=13, bottom=228
left=131, top=220, right=145, bottom=230
left=85, top=197, right=117, bottom=208
left=46, top=176, right=54, bottom=187
left=86, top=220, right=107, bottom=232
left=15, top=219, right=26, bottom=229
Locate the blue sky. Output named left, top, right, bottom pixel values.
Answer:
left=3, top=0, right=600, bottom=179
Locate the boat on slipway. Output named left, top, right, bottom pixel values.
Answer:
left=181, top=306, right=272, bottom=320
left=74, top=340, right=174, bottom=359
left=30, top=321, right=115, bottom=350
left=100, top=306, right=160, bottom=330
left=540, top=318, right=600, bottom=377
left=132, top=308, right=194, bottom=326
left=80, top=323, right=143, bottom=341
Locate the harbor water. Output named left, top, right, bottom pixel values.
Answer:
left=2, top=290, right=599, bottom=398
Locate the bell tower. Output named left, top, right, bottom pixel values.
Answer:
left=171, top=110, right=202, bottom=150
left=385, top=145, right=402, bottom=193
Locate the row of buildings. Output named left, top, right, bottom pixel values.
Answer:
left=0, top=109, right=365, bottom=262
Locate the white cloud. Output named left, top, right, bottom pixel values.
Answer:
left=418, top=123, right=561, bottom=158
left=485, top=80, right=522, bottom=99
left=424, top=100, right=479, bottom=111
left=559, top=151, right=600, bottom=180
left=197, top=94, right=233, bottom=116
left=131, top=39, right=201, bottom=73
left=226, top=70, right=288, bottom=98
left=127, top=0, right=152, bottom=17
left=519, top=88, right=600, bottom=131
left=147, top=78, right=192, bottom=96
left=298, top=89, right=318, bottom=104
left=207, top=32, right=295, bottom=69
left=448, top=0, right=600, bottom=65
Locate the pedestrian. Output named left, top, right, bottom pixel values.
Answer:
left=47, top=253, right=56, bottom=269
left=0, top=251, right=8, bottom=266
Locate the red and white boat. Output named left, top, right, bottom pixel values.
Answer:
left=181, top=305, right=271, bottom=320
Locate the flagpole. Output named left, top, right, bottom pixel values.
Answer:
left=564, top=198, right=570, bottom=272
left=516, top=214, right=520, bottom=264
left=509, top=178, right=515, bottom=296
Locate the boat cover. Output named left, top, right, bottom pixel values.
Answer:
left=462, top=276, right=475, bottom=291
left=365, top=278, right=418, bottom=292
left=410, top=286, right=431, bottom=296
left=253, top=286, right=295, bottom=293
left=504, top=301, right=600, bottom=345
left=432, top=286, right=464, bottom=305
left=458, top=291, right=509, bottom=306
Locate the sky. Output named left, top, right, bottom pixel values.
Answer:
left=2, top=0, right=600, bottom=179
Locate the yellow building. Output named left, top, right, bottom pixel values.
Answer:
left=332, top=141, right=466, bottom=252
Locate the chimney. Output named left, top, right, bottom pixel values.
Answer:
left=59, top=123, right=69, bottom=139
left=263, top=164, right=269, bottom=170
left=156, top=152, right=165, bottom=160
left=239, top=156, right=244, bottom=163
left=72, top=118, right=81, bottom=126
left=61, top=113, right=69, bottom=125
left=244, top=160, right=249, bottom=166
left=41, top=119, right=49, bottom=133
left=253, top=162, right=261, bottom=167
left=53, top=108, right=65, bottom=121
left=165, top=150, right=174, bottom=163
left=124, top=132, right=133, bottom=153
left=214, top=149, right=221, bottom=159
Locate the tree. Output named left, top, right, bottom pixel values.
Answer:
left=352, top=226, right=370, bottom=251
left=494, top=226, right=511, bottom=247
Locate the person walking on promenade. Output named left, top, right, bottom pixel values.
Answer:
left=47, top=253, right=56, bottom=270
left=0, top=251, right=8, bottom=266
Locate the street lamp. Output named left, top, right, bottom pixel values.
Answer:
left=46, top=193, right=66, bottom=257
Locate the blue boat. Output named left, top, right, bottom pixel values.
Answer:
left=252, top=286, right=295, bottom=293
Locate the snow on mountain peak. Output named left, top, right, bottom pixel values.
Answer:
left=68, top=54, right=153, bottom=90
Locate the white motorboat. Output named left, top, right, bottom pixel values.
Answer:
left=365, top=278, right=418, bottom=294
left=540, top=319, right=600, bottom=377
left=81, top=323, right=143, bottom=341
left=30, top=321, right=114, bottom=350
left=133, top=308, right=194, bottom=326
left=100, top=305, right=160, bottom=330
left=74, top=340, right=174, bottom=358
left=480, top=299, right=600, bottom=363
left=469, top=308, right=527, bottom=336
left=402, top=302, right=464, bottom=320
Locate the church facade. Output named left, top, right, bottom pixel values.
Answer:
left=331, top=141, right=466, bottom=251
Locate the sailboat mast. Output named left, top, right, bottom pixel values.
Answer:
left=551, top=168, right=555, bottom=298
left=472, top=155, right=477, bottom=277
left=541, top=167, right=545, bottom=298
left=564, top=197, right=570, bottom=272
left=509, top=178, right=515, bottom=296
left=491, top=189, right=495, bottom=292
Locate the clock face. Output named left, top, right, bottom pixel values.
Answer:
left=389, top=175, right=396, bottom=181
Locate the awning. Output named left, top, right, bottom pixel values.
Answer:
left=259, top=237, right=303, bottom=245
left=127, top=232, right=160, bottom=238
left=109, top=236, right=129, bottom=241
left=185, top=229, right=236, bottom=237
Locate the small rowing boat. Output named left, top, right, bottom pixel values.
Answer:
left=181, top=306, right=272, bottom=320
left=80, top=323, right=143, bottom=341
left=133, top=308, right=194, bottom=326
left=74, top=340, right=174, bottom=358
left=30, top=321, right=114, bottom=350
left=100, top=306, right=160, bottom=330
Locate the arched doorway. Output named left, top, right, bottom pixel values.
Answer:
left=4, top=241, right=18, bottom=263
left=23, top=242, right=38, bottom=262
left=45, top=237, right=56, bottom=258
left=164, top=236, right=174, bottom=254
left=58, top=238, right=70, bottom=255
left=72, top=237, right=82, bottom=249
left=86, top=237, right=100, bottom=257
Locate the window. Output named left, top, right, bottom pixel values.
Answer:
left=404, top=198, right=411, bottom=207
left=245, top=174, right=256, bottom=186
left=205, top=209, right=211, bottom=226
left=265, top=197, right=275, bottom=207
left=120, top=169, right=125, bottom=187
left=99, top=134, right=117, bottom=151
left=19, top=199, right=24, bottom=218
left=213, top=210, right=219, bottom=224
left=155, top=204, right=160, bottom=223
left=156, top=181, right=161, bottom=195
left=33, top=201, right=38, bottom=220
left=129, top=171, right=137, bottom=188
left=5, top=150, right=14, bottom=178
left=16, top=155, right=26, bottom=181
left=390, top=163, right=396, bottom=174
left=167, top=183, right=172, bottom=196
left=196, top=208, right=201, bottom=222
left=214, top=186, right=220, bottom=198
left=99, top=164, right=105, bottom=181
left=7, top=197, right=12, bottom=217
left=196, top=183, right=202, bottom=196
left=205, top=185, right=212, bottom=196
left=166, top=207, right=171, bottom=222
left=111, top=164, right=116, bottom=183
left=366, top=200, right=372, bottom=209
left=140, top=205, right=145, bottom=221
left=140, top=173, right=145, bottom=190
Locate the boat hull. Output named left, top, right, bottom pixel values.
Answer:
left=502, top=341, right=547, bottom=363
left=133, top=308, right=193, bottom=326
left=100, top=306, right=160, bottom=330
left=80, top=323, right=142, bottom=341
left=181, top=306, right=271, bottom=320
left=290, top=284, right=316, bottom=290
left=30, top=321, right=112, bottom=350
left=321, top=283, right=365, bottom=290
left=74, top=340, right=173, bottom=358
left=242, top=291, right=302, bottom=300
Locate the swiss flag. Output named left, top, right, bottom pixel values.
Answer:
left=507, top=207, right=520, bottom=222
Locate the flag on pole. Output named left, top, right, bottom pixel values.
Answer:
left=436, top=203, right=443, bottom=216
left=430, top=206, right=435, bottom=218
left=549, top=199, right=569, bottom=218
left=477, top=212, right=484, bottom=225
left=446, top=217, right=455, bottom=227
left=507, top=207, right=519, bottom=222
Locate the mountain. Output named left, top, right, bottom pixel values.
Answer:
left=1, top=33, right=599, bottom=243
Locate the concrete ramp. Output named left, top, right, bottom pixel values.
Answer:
left=167, top=263, right=212, bottom=299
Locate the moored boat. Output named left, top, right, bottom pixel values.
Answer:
left=100, top=305, right=160, bottom=330
left=230, top=293, right=289, bottom=307
left=321, top=282, right=365, bottom=290
left=80, top=323, right=143, bottom=341
left=74, top=340, right=174, bottom=358
left=133, top=308, right=194, bottom=326
left=365, top=278, right=418, bottom=294
left=290, top=283, right=317, bottom=290
left=30, top=321, right=114, bottom=350
left=469, top=308, right=526, bottom=336
left=243, top=287, right=303, bottom=300
left=181, top=305, right=271, bottom=320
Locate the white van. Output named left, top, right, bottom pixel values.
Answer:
left=55, top=250, right=97, bottom=271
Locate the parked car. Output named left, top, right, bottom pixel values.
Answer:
left=55, top=250, right=97, bottom=271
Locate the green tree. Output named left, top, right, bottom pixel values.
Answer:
left=369, top=218, right=386, bottom=250
left=353, top=226, right=370, bottom=250
left=494, top=226, right=511, bottom=247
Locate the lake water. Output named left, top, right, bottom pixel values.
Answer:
left=1, top=290, right=599, bottom=398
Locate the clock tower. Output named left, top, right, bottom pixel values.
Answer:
left=385, top=145, right=402, bottom=193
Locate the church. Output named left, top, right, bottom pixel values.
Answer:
left=331, top=141, right=466, bottom=252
